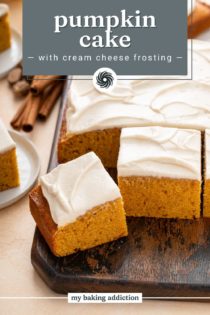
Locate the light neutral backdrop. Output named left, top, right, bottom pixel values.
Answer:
left=0, top=0, right=210, bottom=314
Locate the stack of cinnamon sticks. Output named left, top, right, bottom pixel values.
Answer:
left=11, top=75, right=65, bottom=132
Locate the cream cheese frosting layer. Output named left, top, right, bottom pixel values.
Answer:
left=66, top=40, right=210, bottom=134
left=0, top=4, right=9, bottom=17
left=117, top=126, right=201, bottom=180
left=40, top=152, right=121, bottom=227
left=0, top=119, right=15, bottom=154
left=205, top=129, right=210, bottom=179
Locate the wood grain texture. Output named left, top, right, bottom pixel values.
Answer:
left=31, top=80, right=210, bottom=297
left=32, top=216, right=210, bottom=296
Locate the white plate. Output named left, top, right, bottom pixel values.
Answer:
left=0, top=29, right=22, bottom=78
left=0, top=131, right=40, bottom=209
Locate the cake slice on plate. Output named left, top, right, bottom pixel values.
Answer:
left=0, top=4, right=11, bottom=53
left=0, top=119, right=20, bottom=191
left=117, top=127, right=201, bottom=219
left=29, top=152, right=128, bottom=257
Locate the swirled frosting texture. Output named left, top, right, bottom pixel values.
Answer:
left=117, top=127, right=201, bottom=180
left=67, top=40, right=210, bottom=134
left=0, top=119, right=15, bottom=154
left=205, top=129, right=210, bottom=179
left=40, top=152, right=121, bottom=227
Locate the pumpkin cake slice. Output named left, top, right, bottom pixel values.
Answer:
left=0, top=119, right=20, bottom=191
left=29, top=152, right=128, bottom=257
left=117, top=126, right=201, bottom=219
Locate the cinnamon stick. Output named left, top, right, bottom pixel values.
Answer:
left=31, top=75, right=62, bottom=95
left=22, top=95, right=42, bottom=132
left=10, top=75, right=65, bottom=132
left=38, top=82, right=64, bottom=120
left=10, top=95, right=30, bottom=130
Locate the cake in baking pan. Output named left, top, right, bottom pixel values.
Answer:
left=0, top=4, right=11, bottom=53
left=58, top=40, right=210, bottom=168
left=29, top=152, right=128, bottom=257
left=117, top=127, right=201, bottom=219
left=0, top=119, right=20, bottom=191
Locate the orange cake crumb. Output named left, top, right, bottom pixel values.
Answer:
left=58, top=122, right=120, bottom=168
left=30, top=186, right=127, bottom=257
left=0, top=148, right=20, bottom=191
left=118, top=176, right=201, bottom=219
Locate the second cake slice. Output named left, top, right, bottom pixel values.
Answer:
left=117, top=127, right=201, bottom=219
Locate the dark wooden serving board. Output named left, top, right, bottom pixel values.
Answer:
left=31, top=80, right=210, bottom=297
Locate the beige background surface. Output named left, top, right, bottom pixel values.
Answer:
left=0, top=0, right=210, bottom=314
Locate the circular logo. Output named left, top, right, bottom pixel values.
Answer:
left=93, top=68, right=117, bottom=92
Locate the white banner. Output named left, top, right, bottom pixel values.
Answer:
left=68, top=293, right=142, bottom=304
